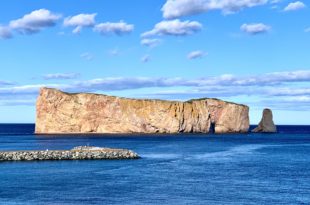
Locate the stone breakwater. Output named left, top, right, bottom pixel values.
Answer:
left=0, top=146, right=140, bottom=161
left=35, top=87, right=250, bottom=134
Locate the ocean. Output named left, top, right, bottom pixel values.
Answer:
left=0, top=124, right=309, bottom=205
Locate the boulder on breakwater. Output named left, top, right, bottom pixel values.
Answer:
left=0, top=146, right=140, bottom=161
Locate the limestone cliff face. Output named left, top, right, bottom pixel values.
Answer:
left=206, top=99, right=250, bottom=133
left=35, top=88, right=249, bottom=134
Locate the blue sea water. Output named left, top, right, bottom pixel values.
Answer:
left=0, top=124, right=309, bottom=205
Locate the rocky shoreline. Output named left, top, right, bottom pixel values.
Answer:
left=0, top=146, right=140, bottom=161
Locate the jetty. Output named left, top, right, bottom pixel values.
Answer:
left=0, top=146, right=140, bottom=161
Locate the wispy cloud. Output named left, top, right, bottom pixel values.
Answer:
left=266, top=87, right=310, bottom=96
left=0, top=84, right=60, bottom=95
left=141, top=38, right=161, bottom=47
left=63, top=13, right=97, bottom=34
left=241, top=23, right=271, bottom=35
left=141, top=55, right=151, bottom=63
left=0, top=26, right=12, bottom=39
left=80, top=52, right=93, bottom=61
left=1, top=70, right=309, bottom=93
left=271, top=0, right=282, bottom=4
left=94, top=21, right=134, bottom=35
left=108, top=48, right=120, bottom=56
left=259, top=97, right=310, bottom=111
left=1, top=70, right=310, bottom=110
left=161, top=0, right=268, bottom=19
left=43, top=73, right=80, bottom=80
left=148, top=86, right=310, bottom=111
left=305, top=27, right=310, bottom=32
left=0, top=99, right=35, bottom=106
left=9, top=9, right=61, bottom=35
left=283, top=1, right=306, bottom=11
left=0, top=80, right=14, bottom=86
left=187, top=50, right=207, bottom=59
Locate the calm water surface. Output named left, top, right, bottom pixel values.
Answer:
left=0, top=124, right=309, bottom=205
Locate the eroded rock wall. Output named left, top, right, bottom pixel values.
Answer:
left=35, top=88, right=249, bottom=134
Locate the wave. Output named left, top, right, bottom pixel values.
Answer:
left=141, top=144, right=270, bottom=162
left=140, top=143, right=310, bottom=162
left=142, top=153, right=181, bottom=160
left=190, top=144, right=269, bottom=162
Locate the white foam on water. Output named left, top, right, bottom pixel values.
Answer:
left=142, top=144, right=271, bottom=162
left=190, top=144, right=270, bottom=162
left=142, top=153, right=181, bottom=160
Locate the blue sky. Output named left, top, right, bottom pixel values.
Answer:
left=0, top=0, right=309, bottom=124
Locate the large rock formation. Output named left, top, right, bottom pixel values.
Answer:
left=35, top=88, right=249, bottom=134
left=252, top=108, right=277, bottom=133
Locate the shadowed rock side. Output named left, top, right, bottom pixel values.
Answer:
left=35, top=88, right=249, bottom=134
left=252, top=108, right=277, bottom=133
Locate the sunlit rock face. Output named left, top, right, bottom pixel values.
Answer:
left=206, top=99, right=250, bottom=134
left=252, top=109, right=277, bottom=133
left=35, top=88, right=249, bottom=134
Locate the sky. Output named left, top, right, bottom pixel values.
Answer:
left=0, top=0, right=309, bottom=124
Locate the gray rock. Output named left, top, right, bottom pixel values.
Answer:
left=0, top=146, right=140, bottom=162
left=252, top=108, right=277, bottom=133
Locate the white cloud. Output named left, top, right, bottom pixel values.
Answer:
left=241, top=23, right=271, bottom=35
left=270, top=0, right=282, bottom=9
left=43, top=73, right=80, bottom=80
left=2, top=70, right=310, bottom=110
left=0, top=84, right=60, bottom=95
left=141, top=19, right=202, bottom=38
left=80, top=52, right=94, bottom=61
left=9, top=9, right=61, bottom=34
left=108, top=48, right=120, bottom=56
left=57, top=31, right=65, bottom=36
left=141, top=55, right=151, bottom=63
left=141, top=38, right=161, bottom=47
left=94, top=21, right=134, bottom=35
left=270, top=0, right=282, bottom=4
left=150, top=86, right=310, bottom=110
left=267, top=88, right=310, bottom=96
left=0, top=99, right=36, bottom=106
left=260, top=70, right=310, bottom=84
left=1, top=70, right=309, bottom=94
left=283, top=1, right=306, bottom=11
left=72, top=26, right=82, bottom=34
left=187, top=50, right=207, bottom=59
left=1, top=70, right=310, bottom=109
left=162, top=0, right=268, bottom=19
left=0, top=80, right=14, bottom=86
left=63, top=13, right=97, bottom=34
left=0, top=26, right=12, bottom=39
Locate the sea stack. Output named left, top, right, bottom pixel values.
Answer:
left=252, top=108, right=277, bottom=133
left=35, top=87, right=250, bottom=134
